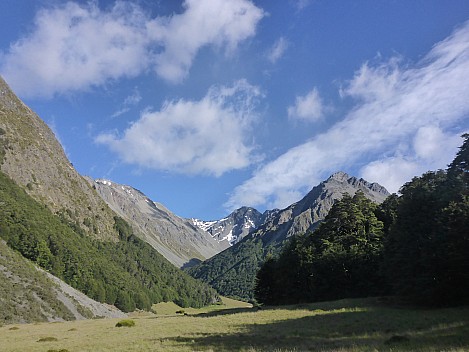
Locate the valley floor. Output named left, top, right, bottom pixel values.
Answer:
left=1, top=297, right=468, bottom=352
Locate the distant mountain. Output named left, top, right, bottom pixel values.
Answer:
left=192, top=207, right=278, bottom=245
left=92, top=178, right=229, bottom=268
left=187, top=171, right=390, bottom=301
left=249, top=171, right=389, bottom=245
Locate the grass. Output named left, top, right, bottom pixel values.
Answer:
left=0, top=297, right=467, bottom=351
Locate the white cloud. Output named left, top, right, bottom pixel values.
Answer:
left=287, top=88, right=325, bottom=122
left=150, top=0, right=265, bottom=83
left=111, top=88, right=142, bottom=118
left=0, top=0, right=264, bottom=98
left=360, top=157, right=420, bottom=194
left=267, top=37, right=288, bottom=64
left=226, top=20, right=469, bottom=210
left=96, top=80, right=262, bottom=176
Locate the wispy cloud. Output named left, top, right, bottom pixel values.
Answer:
left=111, top=88, right=142, bottom=118
left=226, top=20, right=469, bottom=210
left=293, top=0, right=312, bottom=12
left=287, top=88, right=325, bottom=122
left=267, top=37, right=288, bottom=64
left=96, top=80, right=262, bottom=176
left=0, top=0, right=264, bottom=98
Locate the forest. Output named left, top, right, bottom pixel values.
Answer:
left=0, top=171, right=219, bottom=312
left=255, top=134, right=469, bottom=307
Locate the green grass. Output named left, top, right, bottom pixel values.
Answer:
left=151, top=296, right=252, bottom=316
left=0, top=297, right=467, bottom=351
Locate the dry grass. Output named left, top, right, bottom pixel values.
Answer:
left=0, top=297, right=467, bottom=352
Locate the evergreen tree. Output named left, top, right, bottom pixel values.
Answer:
left=384, top=134, right=469, bottom=306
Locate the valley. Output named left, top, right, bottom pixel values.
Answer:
left=1, top=297, right=468, bottom=351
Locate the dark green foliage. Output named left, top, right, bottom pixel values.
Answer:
left=188, top=237, right=279, bottom=301
left=384, top=134, right=469, bottom=306
left=256, top=136, right=469, bottom=307
left=255, top=191, right=388, bottom=305
left=115, top=319, right=135, bottom=327
left=0, top=171, right=218, bottom=312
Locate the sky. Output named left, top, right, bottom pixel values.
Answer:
left=1, top=0, right=469, bottom=220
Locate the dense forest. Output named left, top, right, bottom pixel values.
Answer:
left=187, top=237, right=279, bottom=302
left=0, top=171, right=219, bottom=312
left=255, top=134, right=469, bottom=307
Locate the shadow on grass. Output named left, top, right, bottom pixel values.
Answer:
left=170, top=303, right=469, bottom=351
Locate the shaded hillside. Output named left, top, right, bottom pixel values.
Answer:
left=0, top=239, right=124, bottom=324
left=92, top=178, right=228, bottom=268
left=188, top=172, right=389, bottom=301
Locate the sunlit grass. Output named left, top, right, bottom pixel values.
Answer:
left=0, top=297, right=467, bottom=352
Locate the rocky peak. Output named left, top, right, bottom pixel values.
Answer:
left=192, top=206, right=264, bottom=245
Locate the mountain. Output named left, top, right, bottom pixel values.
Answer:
left=91, top=178, right=229, bottom=268
left=0, top=76, right=117, bottom=240
left=249, top=171, right=389, bottom=244
left=187, top=171, right=390, bottom=301
left=192, top=206, right=277, bottom=245
left=0, top=75, right=219, bottom=319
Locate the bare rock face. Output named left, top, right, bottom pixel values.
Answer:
left=91, top=179, right=229, bottom=268
left=250, top=171, right=390, bottom=244
left=0, top=76, right=117, bottom=240
left=192, top=207, right=267, bottom=245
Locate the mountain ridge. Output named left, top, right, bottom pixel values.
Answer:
left=91, top=177, right=229, bottom=268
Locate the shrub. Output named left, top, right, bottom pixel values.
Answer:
left=37, top=336, right=58, bottom=342
left=115, top=319, right=135, bottom=327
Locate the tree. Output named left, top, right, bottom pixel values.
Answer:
left=384, top=134, right=469, bottom=306
left=35, top=239, right=53, bottom=271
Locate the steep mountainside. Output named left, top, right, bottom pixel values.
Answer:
left=192, top=207, right=278, bottom=245
left=0, top=239, right=125, bottom=324
left=0, top=76, right=117, bottom=240
left=92, top=178, right=228, bottom=268
left=188, top=172, right=390, bottom=301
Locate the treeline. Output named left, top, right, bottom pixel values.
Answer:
left=255, top=134, right=469, bottom=307
left=187, top=238, right=274, bottom=302
left=0, top=171, right=219, bottom=312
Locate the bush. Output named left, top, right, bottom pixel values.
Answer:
left=115, top=319, right=135, bottom=327
left=37, top=336, right=58, bottom=342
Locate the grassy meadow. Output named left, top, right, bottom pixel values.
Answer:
left=0, top=297, right=468, bottom=352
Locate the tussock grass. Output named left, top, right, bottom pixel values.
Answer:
left=0, top=297, right=467, bottom=351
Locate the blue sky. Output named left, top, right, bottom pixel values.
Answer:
left=1, top=0, right=469, bottom=220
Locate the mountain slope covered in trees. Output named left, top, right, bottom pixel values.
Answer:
left=255, top=135, right=469, bottom=307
